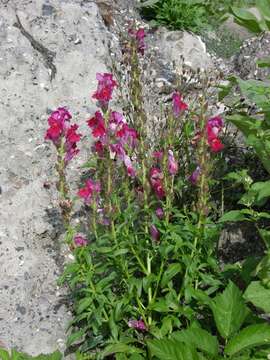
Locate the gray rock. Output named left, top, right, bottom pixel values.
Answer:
left=156, top=28, right=213, bottom=71
left=0, top=0, right=110, bottom=355
left=234, top=32, right=270, bottom=80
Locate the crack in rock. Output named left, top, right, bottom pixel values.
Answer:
left=13, top=14, right=57, bottom=81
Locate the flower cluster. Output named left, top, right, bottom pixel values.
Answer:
left=78, top=179, right=101, bottom=205
left=128, top=319, right=147, bottom=331
left=150, top=167, right=165, bottom=199
left=128, top=28, right=146, bottom=55
left=89, top=77, right=138, bottom=178
left=206, top=116, right=224, bottom=152
left=92, top=73, right=117, bottom=109
left=74, top=234, right=88, bottom=247
left=45, top=107, right=81, bottom=163
left=172, top=91, right=188, bottom=117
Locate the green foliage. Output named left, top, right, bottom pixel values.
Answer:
left=230, top=0, right=270, bottom=34
left=0, top=349, right=62, bottom=360
left=139, top=0, right=209, bottom=33
left=139, top=0, right=254, bottom=33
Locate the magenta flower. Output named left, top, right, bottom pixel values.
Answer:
left=129, top=28, right=146, bottom=55
left=74, top=234, right=88, bottom=247
left=172, top=91, right=188, bottom=117
left=116, top=123, right=138, bottom=148
left=168, top=150, right=178, bottom=175
left=78, top=179, right=101, bottom=204
left=109, top=111, right=125, bottom=132
left=155, top=207, right=164, bottom=219
left=150, top=167, right=165, bottom=199
left=189, top=166, right=201, bottom=185
left=65, top=124, right=82, bottom=163
left=92, top=73, right=117, bottom=107
left=110, top=143, right=126, bottom=160
left=206, top=116, right=224, bottom=152
left=87, top=111, right=106, bottom=138
left=150, top=224, right=160, bottom=242
left=93, top=140, right=104, bottom=157
left=128, top=319, right=147, bottom=331
left=45, top=107, right=72, bottom=145
left=153, top=150, right=164, bottom=161
left=124, top=155, right=136, bottom=177
left=45, top=108, right=81, bottom=163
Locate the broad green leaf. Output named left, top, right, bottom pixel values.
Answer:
left=211, top=281, right=248, bottom=339
left=66, top=330, right=85, bottom=347
left=161, top=263, right=182, bottom=287
left=244, top=281, right=270, bottom=313
left=219, top=210, right=248, bottom=223
left=172, top=327, right=219, bottom=357
left=230, top=7, right=263, bottom=33
left=114, top=249, right=129, bottom=256
left=102, top=344, right=143, bottom=357
left=256, top=0, right=270, bottom=20
left=76, top=298, right=92, bottom=314
left=225, top=323, right=270, bottom=356
left=147, top=339, right=199, bottom=360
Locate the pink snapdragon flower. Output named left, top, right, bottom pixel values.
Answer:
left=129, top=28, right=146, bottom=55
left=78, top=179, right=101, bottom=204
left=116, top=123, right=138, bottom=148
left=150, top=167, right=165, bottom=199
left=65, top=124, right=82, bottom=162
left=87, top=111, right=106, bottom=138
left=168, top=150, right=178, bottom=175
left=153, top=150, right=164, bottom=161
left=189, top=166, right=201, bottom=185
left=45, top=108, right=81, bottom=163
left=93, top=140, right=104, bottom=157
left=124, top=154, right=136, bottom=177
left=172, top=91, right=188, bottom=116
left=128, top=319, right=147, bottom=331
left=109, top=111, right=125, bottom=132
left=150, top=224, right=160, bottom=242
left=45, top=107, right=71, bottom=144
left=74, top=234, right=88, bottom=247
left=155, top=207, right=164, bottom=219
left=92, top=73, right=117, bottom=107
left=206, top=116, right=224, bottom=152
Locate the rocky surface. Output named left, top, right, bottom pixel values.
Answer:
left=0, top=0, right=109, bottom=355
left=234, top=31, right=270, bottom=80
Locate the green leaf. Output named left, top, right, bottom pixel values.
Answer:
left=102, top=344, right=143, bottom=357
left=225, top=323, right=270, bottom=356
left=172, top=327, right=219, bottom=357
left=211, top=281, right=248, bottom=339
left=219, top=210, right=248, bottom=223
left=114, top=249, right=129, bottom=256
left=147, top=339, right=199, bottom=360
left=230, top=7, right=263, bottom=34
left=76, top=298, right=92, bottom=314
left=244, top=281, right=270, bottom=313
left=161, top=263, right=182, bottom=287
left=33, top=352, right=62, bottom=360
left=257, top=57, right=270, bottom=68
left=66, top=330, right=85, bottom=347
left=0, top=349, right=10, bottom=360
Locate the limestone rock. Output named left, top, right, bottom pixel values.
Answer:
left=234, top=32, right=270, bottom=80
left=156, top=28, right=213, bottom=71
